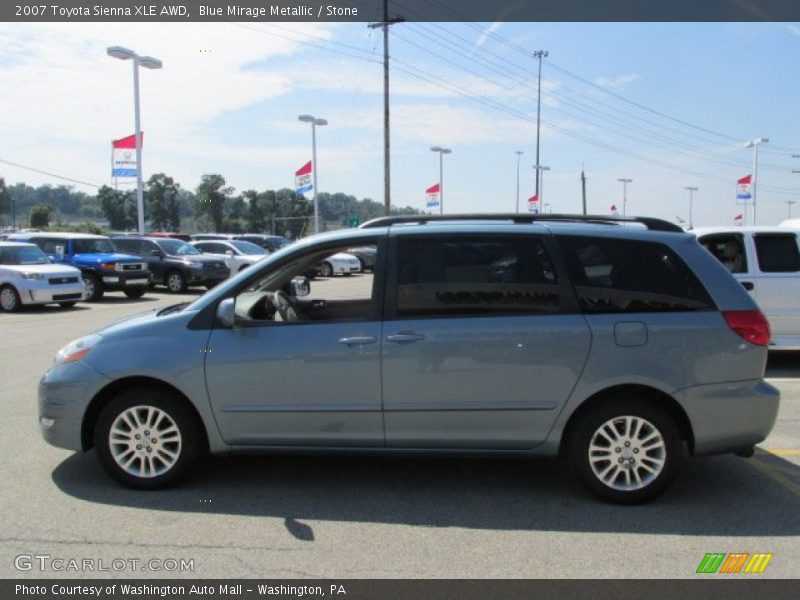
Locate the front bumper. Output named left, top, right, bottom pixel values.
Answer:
left=675, top=379, right=780, bottom=456
left=18, top=279, right=85, bottom=305
left=101, top=271, right=151, bottom=289
left=38, top=360, right=110, bottom=452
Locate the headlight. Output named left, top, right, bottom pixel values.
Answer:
left=186, top=261, right=204, bottom=269
left=54, top=334, right=102, bottom=365
left=20, top=272, right=45, bottom=280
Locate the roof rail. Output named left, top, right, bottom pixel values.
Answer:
left=359, top=213, right=684, bottom=233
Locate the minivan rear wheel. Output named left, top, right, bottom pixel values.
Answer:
left=568, top=400, right=682, bottom=504
left=94, top=388, right=203, bottom=489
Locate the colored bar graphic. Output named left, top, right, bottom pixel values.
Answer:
left=697, top=552, right=773, bottom=574
left=697, top=553, right=726, bottom=573
left=744, top=553, right=773, bottom=574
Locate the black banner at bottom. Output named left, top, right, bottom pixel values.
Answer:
left=5, top=580, right=800, bottom=600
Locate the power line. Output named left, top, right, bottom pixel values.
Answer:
left=0, top=157, right=101, bottom=188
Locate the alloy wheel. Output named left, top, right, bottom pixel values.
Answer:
left=108, top=405, right=182, bottom=478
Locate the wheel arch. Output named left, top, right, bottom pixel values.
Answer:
left=558, top=384, right=695, bottom=457
left=81, top=376, right=210, bottom=452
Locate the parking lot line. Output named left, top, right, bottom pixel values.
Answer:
left=761, top=449, right=800, bottom=456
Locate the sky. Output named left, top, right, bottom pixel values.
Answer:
left=0, top=20, right=799, bottom=228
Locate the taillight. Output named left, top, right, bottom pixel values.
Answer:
left=722, top=310, right=771, bottom=347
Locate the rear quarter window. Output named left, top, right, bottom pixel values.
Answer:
left=753, top=234, right=800, bottom=273
left=558, top=235, right=714, bottom=313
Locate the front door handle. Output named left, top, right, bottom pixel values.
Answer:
left=386, top=332, right=426, bottom=343
left=741, top=281, right=755, bottom=291
left=338, top=336, right=377, bottom=346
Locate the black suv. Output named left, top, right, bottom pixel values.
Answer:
left=112, top=237, right=230, bottom=293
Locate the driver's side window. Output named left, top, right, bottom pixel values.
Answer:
left=232, top=240, right=381, bottom=325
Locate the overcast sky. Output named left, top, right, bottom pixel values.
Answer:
left=1, top=21, right=799, bottom=227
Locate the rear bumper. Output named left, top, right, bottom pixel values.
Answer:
left=675, top=379, right=780, bottom=456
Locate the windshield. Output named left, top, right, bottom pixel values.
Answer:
left=0, top=245, right=49, bottom=265
left=230, top=241, right=267, bottom=255
left=74, top=238, right=115, bottom=254
left=158, top=239, right=200, bottom=256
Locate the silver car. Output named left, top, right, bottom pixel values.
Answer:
left=38, top=215, right=779, bottom=503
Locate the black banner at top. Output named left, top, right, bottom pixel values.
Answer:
left=4, top=0, right=800, bottom=22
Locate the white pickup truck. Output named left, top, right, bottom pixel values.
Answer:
left=694, top=226, right=800, bottom=350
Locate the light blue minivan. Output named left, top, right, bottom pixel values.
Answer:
left=38, top=215, right=779, bottom=503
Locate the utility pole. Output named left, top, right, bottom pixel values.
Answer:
left=533, top=49, right=549, bottom=201
left=514, top=150, right=524, bottom=213
left=617, top=178, right=632, bottom=217
left=580, top=166, right=587, bottom=215
left=684, top=186, right=698, bottom=229
left=430, top=146, right=451, bottom=215
left=745, top=137, right=768, bottom=225
left=787, top=200, right=797, bottom=219
left=369, top=1, right=404, bottom=216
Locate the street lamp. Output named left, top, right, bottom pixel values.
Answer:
left=745, top=137, right=768, bottom=225
left=787, top=200, right=797, bottom=219
left=533, top=49, right=548, bottom=201
left=533, top=165, right=550, bottom=210
left=514, top=150, right=524, bottom=213
left=107, top=46, right=162, bottom=235
left=299, top=114, right=327, bottom=234
left=684, top=186, right=698, bottom=229
left=617, top=178, right=632, bottom=217
left=430, top=146, right=452, bottom=214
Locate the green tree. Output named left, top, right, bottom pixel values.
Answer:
left=146, top=173, right=181, bottom=231
left=0, top=177, right=11, bottom=227
left=98, top=185, right=136, bottom=231
left=30, top=203, right=53, bottom=228
left=242, top=190, right=268, bottom=233
left=195, top=174, right=233, bottom=233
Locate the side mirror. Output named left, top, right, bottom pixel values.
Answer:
left=290, top=276, right=310, bottom=297
left=216, top=297, right=236, bottom=328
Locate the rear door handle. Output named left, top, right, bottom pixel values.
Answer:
left=741, top=281, right=754, bottom=291
left=386, top=332, right=426, bottom=343
left=338, top=336, right=377, bottom=346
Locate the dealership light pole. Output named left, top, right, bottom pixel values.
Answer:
left=745, top=137, right=768, bottom=225
left=533, top=164, right=550, bottom=209
left=684, top=186, right=698, bottom=229
left=533, top=49, right=548, bottom=201
left=514, top=150, right=524, bottom=213
left=617, top=178, right=632, bottom=217
left=299, top=114, right=327, bottom=233
left=107, top=46, right=162, bottom=235
left=431, top=146, right=451, bottom=214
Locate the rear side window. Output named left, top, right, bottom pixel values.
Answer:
left=698, top=234, right=748, bottom=274
left=558, top=236, right=714, bottom=313
left=753, top=234, right=800, bottom=273
left=396, top=236, right=561, bottom=317
left=112, top=238, right=140, bottom=254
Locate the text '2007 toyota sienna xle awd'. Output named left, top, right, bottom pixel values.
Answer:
left=38, top=214, right=779, bottom=503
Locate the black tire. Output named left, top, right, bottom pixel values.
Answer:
left=320, top=261, right=334, bottom=277
left=58, top=301, right=78, bottom=309
left=567, top=398, right=683, bottom=504
left=83, top=273, right=104, bottom=302
left=165, top=270, right=187, bottom=293
left=0, top=284, right=21, bottom=312
left=124, top=287, right=147, bottom=299
left=94, top=387, right=205, bottom=490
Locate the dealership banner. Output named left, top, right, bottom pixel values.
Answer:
left=295, top=161, right=313, bottom=195
left=5, top=0, right=800, bottom=22
left=111, top=133, right=141, bottom=179
left=737, top=174, right=752, bottom=201
left=528, top=194, right=539, bottom=213
left=426, top=183, right=440, bottom=209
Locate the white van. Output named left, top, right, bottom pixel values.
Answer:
left=694, top=226, right=800, bottom=350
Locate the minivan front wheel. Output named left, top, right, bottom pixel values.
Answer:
left=94, top=389, right=203, bottom=489
left=568, top=401, right=682, bottom=504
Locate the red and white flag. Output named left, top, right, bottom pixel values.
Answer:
left=111, top=133, right=142, bottom=179
left=734, top=214, right=744, bottom=225
left=528, top=194, right=539, bottom=213
left=426, top=183, right=440, bottom=209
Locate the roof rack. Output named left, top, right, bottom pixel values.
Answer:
left=359, top=213, right=684, bottom=233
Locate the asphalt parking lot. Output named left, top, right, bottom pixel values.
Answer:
left=0, top=276, right=798, bottom=579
